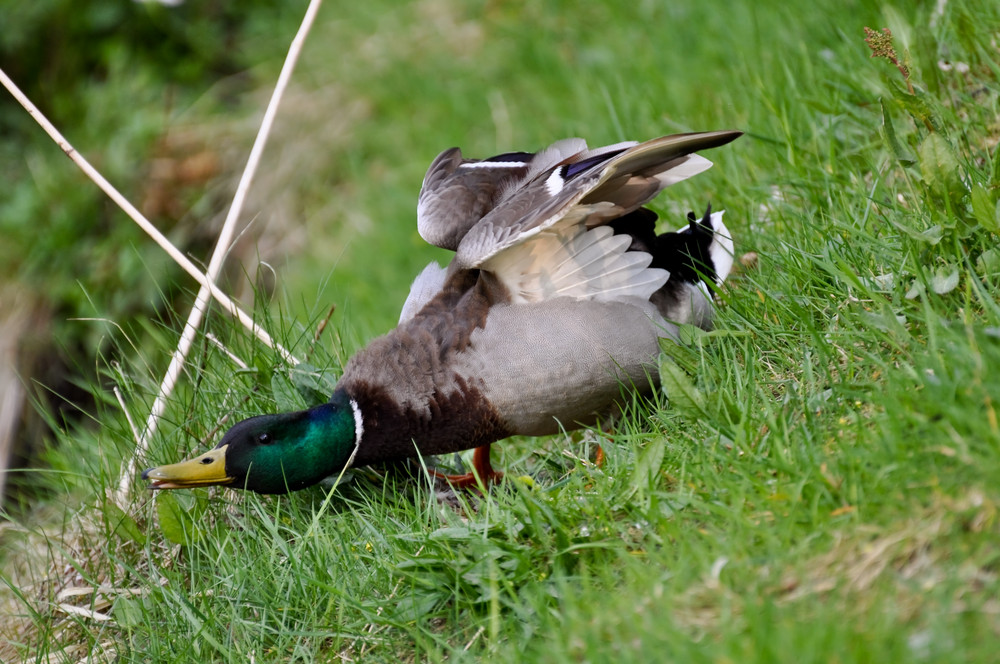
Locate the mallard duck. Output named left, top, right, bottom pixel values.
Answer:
left=143, top=130, right=741, bottom=494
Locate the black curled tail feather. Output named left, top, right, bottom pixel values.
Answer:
left=654, top=203, right=719, bottom=287
left=608, top=203, right=727, bottom=329
left=608, top=204, right=722, bottom=290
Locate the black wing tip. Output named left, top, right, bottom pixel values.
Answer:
left=712, top=129, right=744, bottom=146
left=677, top=129, right=744, bottom=151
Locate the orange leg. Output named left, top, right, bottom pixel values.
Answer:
left=594, top=444, right=605, bottom=467
left=429, top=444, right=504, bottom=488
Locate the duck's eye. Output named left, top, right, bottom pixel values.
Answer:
left=257, top=433, right=272, bottom=445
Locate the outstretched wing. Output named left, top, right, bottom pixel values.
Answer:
left=455, top=131, right=741, bottom=270
left=454, top=131, right=740, bottom=306
left=416, top=148, right=531, bottom=251
left=416, top=139, right=593, bottom=251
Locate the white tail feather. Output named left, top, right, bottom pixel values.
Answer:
left=675, top=210, right=733, bottom=285
left=707, top=211, right=734, bottom=283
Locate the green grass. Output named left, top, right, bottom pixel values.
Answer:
left=3, top=0, right=1000, bottom=661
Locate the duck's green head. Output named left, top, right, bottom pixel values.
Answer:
left=142, top=389, right=362, bottom=495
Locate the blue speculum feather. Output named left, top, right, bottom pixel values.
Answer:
left=563, top=148, right=628, bottom=179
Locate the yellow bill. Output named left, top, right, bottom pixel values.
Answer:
left=142, top=445, right=234, bottom=490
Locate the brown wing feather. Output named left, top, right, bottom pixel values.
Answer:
left=455, top=130, right=742, bottom=270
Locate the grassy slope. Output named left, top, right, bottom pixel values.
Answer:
left=3, top=0, right=1000, bottom=661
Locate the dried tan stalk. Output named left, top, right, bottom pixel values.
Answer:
left=0, top=68, right=295, bottom=364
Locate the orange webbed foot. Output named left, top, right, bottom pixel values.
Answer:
left=429, top=445, right=503, bottom=488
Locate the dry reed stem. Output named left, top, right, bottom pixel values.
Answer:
left=205, top=333, right=251, bottom=370
left=0, top=68, right=294, bottom=364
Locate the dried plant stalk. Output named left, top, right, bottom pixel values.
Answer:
left=0, top=68, right=295, bottom=364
